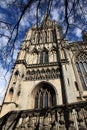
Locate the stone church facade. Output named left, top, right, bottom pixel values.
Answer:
left=0, top=12, right=87, bottom=130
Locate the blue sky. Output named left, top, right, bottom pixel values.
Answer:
left=0, top=0, right=87, bottom=104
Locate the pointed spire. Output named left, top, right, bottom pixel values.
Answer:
left=43, top=10, right=50, bottom=22
left=40, top=10, right=52, bottom=29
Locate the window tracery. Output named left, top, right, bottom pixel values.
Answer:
left=35, top=93, right=38, bottom=108
left=32, top=47, right=38, bottom=54
left=44, top=91, right=48, bottom=108
left=34, top=83, right=56, bottom=109
left=50, top=30, right=53, bottom=42
left=25, top=68, right=59, bottom=81
left=49, top=45, right=57, bottom=62
left=76, top=52, right=87, bottom=90
left=43, top=31, right=46, bottom=43
left=38, top=48, right=49, bottom=64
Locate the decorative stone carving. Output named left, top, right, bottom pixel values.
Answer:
left=25, top=118, right=34, bottom=130
left=79, top=125, right=87, bottom=130
left=25, top=68, right=60, bottom=81
left=69, top=111, right=74, bottom=124
left=59, top=113, right=65, bottom=125
left=43, top=116, right=50, bottom=130
left=69, top=124, right=76, bottom=130
left=1, top=104, right=87, bottom=130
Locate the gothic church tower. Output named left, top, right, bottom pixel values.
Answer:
left=0, top=12, right=87, bottom=130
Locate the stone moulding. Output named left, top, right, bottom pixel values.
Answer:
left=0, top=101, right=87, bottom=130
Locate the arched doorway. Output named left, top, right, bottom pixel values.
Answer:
left=32, top=82, right=56, bottom=109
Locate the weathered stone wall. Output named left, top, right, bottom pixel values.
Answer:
left=0, top=102, right=87, bottom=130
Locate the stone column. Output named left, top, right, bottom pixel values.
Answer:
left=71, top=58, right=83, bottom=99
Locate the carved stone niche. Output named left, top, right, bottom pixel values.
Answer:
left=17, top=119, right=26, bottom=129
left=77, top=110, right=84, bottom=123
left=27, top=118, right=34, bottom=129
left=16, top=113, right=31, bottom=130
left=50, top=121, right=59, bottom=130
left=58, top=112, right=66, bottom=130
left=69, top=112, right=76, bottom=130
left=69, top=125, right=76, bottom=130
left=2, top=122, right=12, bottom=130
left=41, top=116, right=50, bottom=130
left=59, top=113, right=65, bottom=125
left=59, top=122, right=66, bottom=130
left=76, top=108, right=87, bottom=130
left=17, top=119, right=34, bottom=130
left=68, top=110, right=76, bottom=130
left=79, top=125, right=87, bottom=130
left=84, top=109, right=87, bottom=125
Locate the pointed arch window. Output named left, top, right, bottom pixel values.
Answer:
left=34, top=83, right=56, bottom=109
left=9, top=87, right=14, bottom=102
left=40, top=52, right=43, bottom=63
left=43, top=31, right=47, bottom=43
left=39, top=49, right=49, bottom=64
left=44, top=92, right=48, bottom=108
left=40, top=92, right=43, bottom=108
left=35, top=93, right=39, bottom=109
left=43, top=51, right=48, bottom=63
left=50, top=46, right=57, bottom=62
left=76, top=53, right=87, bottom=91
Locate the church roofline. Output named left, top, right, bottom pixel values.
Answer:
left=30, top=10, right=61, bottom=31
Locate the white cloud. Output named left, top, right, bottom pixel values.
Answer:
left=20, top=3, right=37, bottom=31
left=0, top=37, right=8, bottom=48
left=0, top=77, right=6, bottom=104
left=0, top=0, right=13, bottom=8
left=0, top=20, right=10, bottom=48
left=0, top=13, right=6, bottom=20
left=74, top=28, right=82, bottom=38
left=13, top=49, right=19, bottom=60
left=20, top=15, right=30, bottom=30
left=51, top=8, right=60, bottom=21
left=0, top=64, right=11, bottom=105
left=68, top=16, right=74, bottom=24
